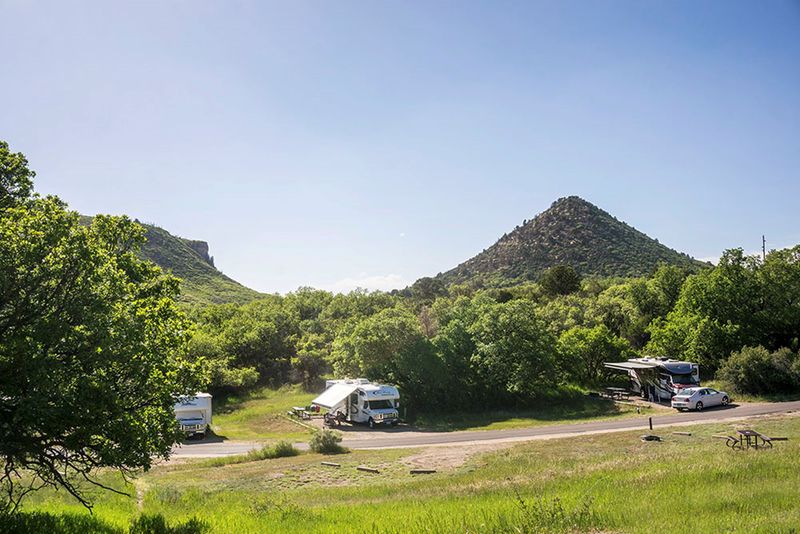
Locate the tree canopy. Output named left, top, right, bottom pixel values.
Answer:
left=0, top=143, right=203, bottom=511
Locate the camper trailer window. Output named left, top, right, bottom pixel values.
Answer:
left=369, top=400, right=394, bottom=410
left=672, top=374, right=699, bottom=385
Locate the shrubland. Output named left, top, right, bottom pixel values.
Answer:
left=188, top=249, right=800, bottom=412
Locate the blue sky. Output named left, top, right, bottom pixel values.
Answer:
left=2, top=1, right=799, bottom=293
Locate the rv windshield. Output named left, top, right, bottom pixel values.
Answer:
left=672, top=374, right=698, bottom=385
left=367, top=399, right=394, bottom=410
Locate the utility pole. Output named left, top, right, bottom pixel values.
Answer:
left=762, top=235, right=766, bottom=262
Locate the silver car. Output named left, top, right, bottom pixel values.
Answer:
left=671, top=387, right=730, bottom=411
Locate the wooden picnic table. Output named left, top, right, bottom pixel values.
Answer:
left=291, top=406, right=311, bottom=420
left=737, top=429, right=764, bottom=449
left=714, top=430, right=788, bottom=450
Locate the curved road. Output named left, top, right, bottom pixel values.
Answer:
left=171, top=400, right=800, bottom=458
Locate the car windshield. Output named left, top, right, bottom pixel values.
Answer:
left=368, top=399, right=394, bottom=410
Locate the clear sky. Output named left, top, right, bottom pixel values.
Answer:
left=2, top=1, right=799, bottom=293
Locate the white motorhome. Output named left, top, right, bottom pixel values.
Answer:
left=174, top=393, right=212, bottom=438
left=604, top=357, right=700, bottom=401
left=312, top=379, right=400, bottom=428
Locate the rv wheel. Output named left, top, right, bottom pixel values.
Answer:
left=368, top=417, right=375, bottom=429
left=695, top=401, right=703, bottom=412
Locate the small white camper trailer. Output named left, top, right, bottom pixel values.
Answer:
left=174, top=393, right=212, bottom=438
left=312, top=379, right=400, bottom=428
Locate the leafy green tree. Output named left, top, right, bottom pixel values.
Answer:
left=0, top=145, right=203, bottom=510
left=646, top=248, right=800, bottom=374
left=716, top=346, right=800, bottom=395
left=468, top=300, right=557, bottom=403
left=540, top=265, right=582, bottom=297
left=557, top=325, right=631, bottom=386
left=0, top=141, right=34, bottom=209
left=331, top=308, right=444, bottom=414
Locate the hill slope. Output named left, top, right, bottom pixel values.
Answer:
left=139, top=224, right=262, bottom=306
left=80, top=216, right=261, bottom=306
left=438, top=196, right=706, bottom=286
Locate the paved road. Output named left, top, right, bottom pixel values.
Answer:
left=171, top=400, right=800, bottom=458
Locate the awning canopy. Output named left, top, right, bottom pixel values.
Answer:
left=604, top=361, right=659, bottom=371
left=311, top=383, right=359, bottom=409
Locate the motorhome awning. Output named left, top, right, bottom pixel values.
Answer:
left=604, top=361, right=659, bottom=371
left=311, top=383, right=359, bottom=409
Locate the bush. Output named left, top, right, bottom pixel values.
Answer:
left=716, top=346, right=800, bottom=395
left=0, top=512, right=120, bottom=534
left=308, top=429, right=346, bottom=454
left=249, top=440, right=300, bottom=460
left=201, top=440, right=300, bottom=467
left=129, top=514, right=209, bottom=534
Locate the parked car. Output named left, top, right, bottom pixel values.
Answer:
left=671, top=387, right=730, bottom=411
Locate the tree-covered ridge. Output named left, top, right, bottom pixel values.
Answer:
left=437, top=196, right=708, bottom=286
left=81, top=216, right=262, bottom=307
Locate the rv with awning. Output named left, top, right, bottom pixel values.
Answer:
left=312, top=379, right=400, bottom=428
left=604, top=357, right=700, bottom=401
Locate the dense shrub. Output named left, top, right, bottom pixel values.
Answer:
left=716, top=346, right=800, bottom=395
left=0, top=512, right=120, bottom=534
left=251, top=440, right=300, bottom=460
left=129, top=514, right=209, bottom=534
left=0, top=512, right=209, bottom=534
left=308, top=429, right=346, bottom=454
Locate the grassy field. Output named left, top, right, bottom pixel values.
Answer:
left=16, top=414, right=800, bottom=533
left=412, top=394, right=655, bottom=432
left=210, top=385, right=316, bottom=441
left=210, top=385, right=656, bottom=440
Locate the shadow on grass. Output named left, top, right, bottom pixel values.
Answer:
left=177, top=428, right=229, bottom=445
left=411, top=394, right=643, bottom=433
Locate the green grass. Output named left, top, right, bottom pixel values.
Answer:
left=210, top=385, right=316, bottom=440
left=412, top=394, right=656, bottom=431
left=212, top=385, right=655, bottom=439
left=20, top=414, right=800, bottom=532
left=199, top=440, right=300, bottom=468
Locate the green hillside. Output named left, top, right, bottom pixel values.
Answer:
left=438, top=196, right=708, bottom=286
left=139, top=223, right=262, bottom=306
left=80, top=216, right=262, bottom=306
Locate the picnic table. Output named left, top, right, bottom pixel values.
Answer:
left=290, top=406, right=311, bottom=420
left=714, top=429, right=788, bottom=450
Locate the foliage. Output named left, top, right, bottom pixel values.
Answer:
left=0, top=145, right=205, bottom=511
left=647, top=247, right=800, bottom=376
left=716, top=346, right=800, bottom=395
left=129, top=514, right=209, bottom=534
left=557, top=325, right=631, bottom=386
left=308, top=430, right=345, bottom=454
left=0, top=141, right=35, bottom=209
left=201, top=441, right=299, bottom=468
left=539, top=265, right=582, bottom=296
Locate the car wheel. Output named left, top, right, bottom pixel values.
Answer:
left=368, top=417, right=375, bottom=429
left=695, top=401, right=703, bottom=411
left=722, top=396, right=730, bottom=405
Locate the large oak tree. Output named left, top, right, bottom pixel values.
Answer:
left=0, top=142, right=204, bottom=511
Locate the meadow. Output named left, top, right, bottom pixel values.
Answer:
left=12, top=414, right=800, bottom=533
